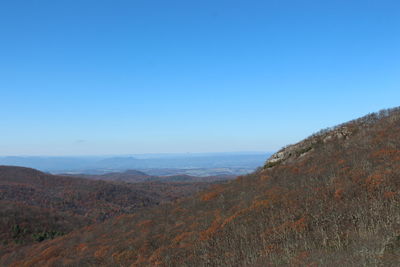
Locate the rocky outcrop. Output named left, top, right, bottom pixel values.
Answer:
left=264, top=126, right=352, bottom=169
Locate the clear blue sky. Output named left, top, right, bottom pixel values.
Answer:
left=0, top=0, right=399, bottom=156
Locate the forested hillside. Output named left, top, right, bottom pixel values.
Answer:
left=0, top=167, right=217, bottom=257
left=2, top=108, right=400, bottom=266
left=73, top=170, right=234, bottom=183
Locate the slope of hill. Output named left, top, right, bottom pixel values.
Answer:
left=2, top=107, right=400, bottom=266
left=0, top=166, right=218, bottom=257
left=0, top=201, right=91, bottom=257
left=0, top=166, right=165, bottom=221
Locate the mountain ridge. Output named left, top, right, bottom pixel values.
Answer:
left=2, top=107, right=400, bottom=266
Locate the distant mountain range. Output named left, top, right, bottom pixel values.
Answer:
left=2, top=107, right=400, bottom=266
left=0, top=152, right=270, bottom=175
left=69, top=169, right=235, bottom=183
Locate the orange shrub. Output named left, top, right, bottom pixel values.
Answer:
left=136, top=219, right=152, bottom=228
left=94, top=246, right=109, bottom=258
left=251, top=199, right=270, bottom=209
left=201, top=191, right=220, bottom=201
left=76, top=243, right=88, bottom=252
left=384, top=191, right=396, bottom=198
left=334, top=189, right=344, bottom=200
left=200, top=185, right=224, bottom=201
left=366, top=173, right=384, bottom=188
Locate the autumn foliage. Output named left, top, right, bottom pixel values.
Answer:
left=0, top=166, right=218, bottom=256
left=2, top=107, right=400, bottom=266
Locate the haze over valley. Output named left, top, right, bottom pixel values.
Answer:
left=0, top=152, right=270, bottom=176
left=1, top=0, right=399, bottom=266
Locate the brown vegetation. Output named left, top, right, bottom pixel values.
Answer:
left=0, top=166, right=218, bottom=256
left=2, top=107, right=400, bottom=266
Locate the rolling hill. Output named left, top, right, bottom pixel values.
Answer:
left=71, top=169, right=235, bottom=183
left=2, top=107, right=400, bottom=266
left=0, top=166, right=220, bottom=258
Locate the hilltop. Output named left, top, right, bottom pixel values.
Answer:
left=2, top=107, right=400, bottom=266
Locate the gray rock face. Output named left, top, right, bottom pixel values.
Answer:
left=267, top=152, right=285, bottom=163
left=264, top=126, right=353, bottom=168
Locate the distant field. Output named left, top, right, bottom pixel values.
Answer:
left=0, top=152, right=271, bottom=176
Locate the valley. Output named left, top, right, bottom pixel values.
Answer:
left=2, top=108, right=400, bottom=266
